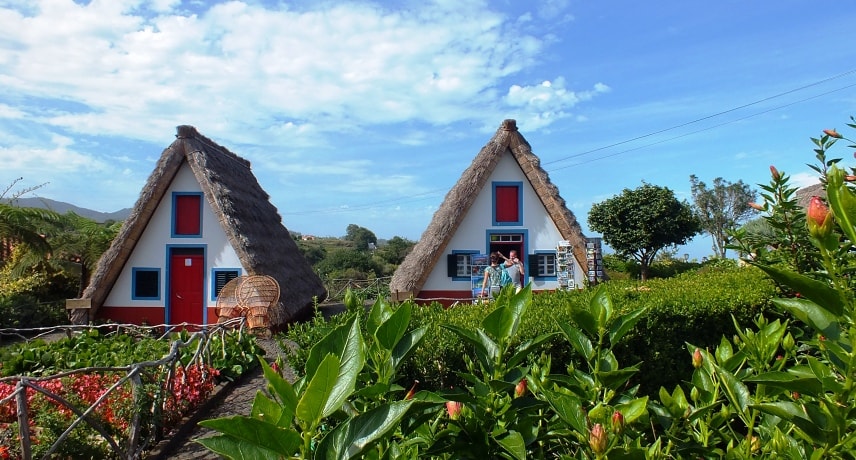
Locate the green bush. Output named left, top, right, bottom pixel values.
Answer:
left=281, top=265, right=777, bottom=397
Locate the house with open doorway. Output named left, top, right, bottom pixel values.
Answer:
left=389, top=119, right=602, bottom=306
left=72, top=125, right=326, bottom=327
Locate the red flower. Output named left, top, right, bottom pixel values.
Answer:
left=807, top=196, right=833, bottom=240
left=692, top=348, right=703, bottom=369
left=446, top=400, right=462, bottom=420
left=770, top=165, right=781, bottom=180
left=404, top=380, right=419, bottom=400
left=611, top=410, right=625, bottom=435
left=514, top=378, right=527, bottom=398
left=824, top=129, right=842, bottom=139
left=748, top=202, right=764, bottom=211
left=589, top=423, right=607, bottom=455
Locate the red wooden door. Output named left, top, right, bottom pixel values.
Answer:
left=169, top=253, right=204, bottom=325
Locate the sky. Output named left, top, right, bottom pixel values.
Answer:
left=2, top=0, right=855, bottom=261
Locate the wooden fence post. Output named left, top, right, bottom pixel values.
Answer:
left=16, top=378, right=31, bottom=460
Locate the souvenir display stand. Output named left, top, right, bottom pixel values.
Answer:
left=586, top=238, right=604, bottom=285
left=556, top=240, right=575, bottom=290
left=470, top=254, right=489, bottom=299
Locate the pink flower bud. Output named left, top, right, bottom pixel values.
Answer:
left=692, top=348, right=703, bottom=369
left=446, top=400, right=462, bottom=420
left=807, top=196, right=834, bottom=240
left=807, top=196, right=830, bottom=226
left=846, top=175, right=856, bottom=182
left=589, top=423, right=607, bottom=455
left=748, top=202, right=764, bottom=211
left=824, top=129, right=842, bottom=139
left=611, top=410, right=625, bottom=435
left=770, top=165, right=781, bottom=180
left=405, top=380, right=419, bottom=400
left=515, top=378, right=528, bottom=398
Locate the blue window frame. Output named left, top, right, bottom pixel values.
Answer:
left=448, top=250, right=479, bottom=281
left=532, top=251, right=557, bottom=280
left=492, top=181, right=523, bottom=226
left=132, top=267, right=160, bottom=300
left=211, top=268, right=242, bottom=300
left=171, top=192, right=203, bottom=238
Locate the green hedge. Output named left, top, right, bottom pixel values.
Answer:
left=281, top=264, right=777, bottom=397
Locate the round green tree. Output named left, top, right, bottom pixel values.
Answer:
left=588, top=183, right=700, bottom=281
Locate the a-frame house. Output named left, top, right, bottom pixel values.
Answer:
left=390, top=120, right=596, bottom=305
left=72, top=125, right=326, bottom=327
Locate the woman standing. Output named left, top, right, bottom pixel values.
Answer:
left=481, top=252, right=504, bottom=299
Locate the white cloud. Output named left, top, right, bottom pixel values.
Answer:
left=0, top=0, right=589, bottom=146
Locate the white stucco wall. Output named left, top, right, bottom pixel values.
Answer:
left=104, top=163, right=243, bottom=307
left=421, top=151, right=584, bottom=292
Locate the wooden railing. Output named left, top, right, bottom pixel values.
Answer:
left=323, top=276, right=391, bottom=302
left=0, top=318, right=245, bottom=459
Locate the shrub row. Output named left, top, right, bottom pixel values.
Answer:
left=282, top=264, right=777, bottom=396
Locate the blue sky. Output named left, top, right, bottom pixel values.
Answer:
left=1, top=0, right=855, bottom=260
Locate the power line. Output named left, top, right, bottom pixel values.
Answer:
left=547, top=81, right=856, bottom=172
left=283, top=69, right=856, bottom=216
left=542, top=67, right=856, bottom=167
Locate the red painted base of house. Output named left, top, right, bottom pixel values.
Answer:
left=94, top=306, right=222, bottom=326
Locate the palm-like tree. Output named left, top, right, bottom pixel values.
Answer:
left=0, top=202, right=57, bottom=263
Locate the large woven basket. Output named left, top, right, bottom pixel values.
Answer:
left=215, top=275, right=280, bottom=329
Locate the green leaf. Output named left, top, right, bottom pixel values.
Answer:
left=753, top=264, right=844, bottom=316
left=557, top=322, right=594, bottom=361
left=306, top=317, right=366, bottom=380
left=596, top=364, right=641, bottom=392
left=716, top=367, right=751, bottom=416
left=442, top=324, right=493, bottom=372
left=250, top=392, right=285, bottom=425
left=391, top=326, right=428, bottom=371
left=315, top=400, right=414, bottom=460
left=616, top=396, right=649, bottom=424
left=607, top=307, right=646, bottom=346
left=196, top=416, right=302, bottom=457
left=543, top=389, right=587, bottom=433
left=296, top=353, right=340, bottom=428
left=772, top=298, right=840, bottom=340
left=366, top=298, right=393, bottom=337
left=196, top=434, right=288, bottom=460
left=375, top=302, right=411, bottom=351
left=482, top=285, right=529, bottom=342
left=495, top=430, right=526, bottom=460
left=751, top=402, right=828, bottom=445
left=744, top=371, right=823, bottom=396
left=826, top=165, right=856, bottom=244
left=507, top=332, right=558, bottom=368
left=260, top=359, right=297, bottom=417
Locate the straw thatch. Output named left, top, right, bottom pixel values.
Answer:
left=75, top=125, right=326, bottom=326
left=795, top=182, right=825, bottom=209
left=389, top=119, right=589, bottom=297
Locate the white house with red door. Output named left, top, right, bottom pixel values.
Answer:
left=389, top=119, right=595, bottom=305
left=73, top=125, right=326, bottom=327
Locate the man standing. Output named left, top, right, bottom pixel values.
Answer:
left=502, top=250, right=525, bottom=293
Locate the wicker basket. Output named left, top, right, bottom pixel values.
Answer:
left=215, top=275, right=280, bottom=329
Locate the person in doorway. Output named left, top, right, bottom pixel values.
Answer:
left=502, top=250, right=525, bottom=293
left=481, top=252, right=504, bottom=299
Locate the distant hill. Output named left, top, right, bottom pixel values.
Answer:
left=4, top=197, right=132, bottom=223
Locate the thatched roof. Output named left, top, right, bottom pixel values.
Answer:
left=795, top=182, right=825, bottom=208
left=78, top=125, right=326, bottom=325
left=389, top=119, right=588, bottom=296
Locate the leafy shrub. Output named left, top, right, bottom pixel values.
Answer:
left=281, top=265, right=777, bottom=397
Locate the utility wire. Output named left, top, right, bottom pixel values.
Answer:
left=283, top=70, right=856, bottom=216
left=542, top=67, right=856, bottom=167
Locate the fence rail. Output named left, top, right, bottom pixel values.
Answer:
left=0, top=318, right=246, bottom=459
left=323, top=276, right=391, bottom=302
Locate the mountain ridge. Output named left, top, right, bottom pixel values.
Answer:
left=3, top=197, right=132, bottom=223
